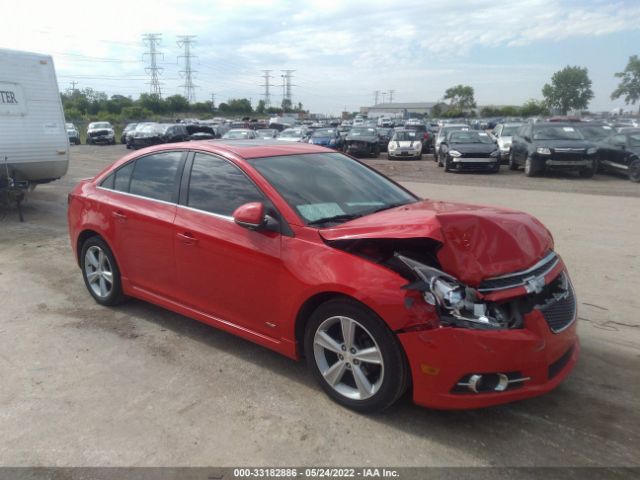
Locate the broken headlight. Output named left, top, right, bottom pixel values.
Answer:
left=396, top=254, right=518, bottom=330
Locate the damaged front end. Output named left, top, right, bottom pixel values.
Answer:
left=396, top=251, right=575, bottom=333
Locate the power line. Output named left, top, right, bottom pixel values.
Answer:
left=142, top=33, right=164, bottom=97
left=260, top=70, right=273, bottom=108
left=281, top=70, right=295, bottom=106
left=177, top=35, right=198, bottom=102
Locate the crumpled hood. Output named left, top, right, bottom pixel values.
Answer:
left=319, top=200, right=553, bottom=286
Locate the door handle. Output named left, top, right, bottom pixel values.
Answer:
left=176, top=232, right=198, bottom=245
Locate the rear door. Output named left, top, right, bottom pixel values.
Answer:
left=99, top=150, right=186, bottom=299
left=173, top=152, right=283, bottom=337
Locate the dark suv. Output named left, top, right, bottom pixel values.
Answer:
left=509, top=122, right=597, bottom=177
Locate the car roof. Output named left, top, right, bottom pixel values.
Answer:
left=187, top=139, right=329, bottom=159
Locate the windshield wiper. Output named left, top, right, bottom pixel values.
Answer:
left=307, top=213, right=364, bottom=226
left=367, top=201, right=412, bottom=215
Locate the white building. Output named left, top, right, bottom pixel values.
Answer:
left=361, top=102, right=438, bottom=118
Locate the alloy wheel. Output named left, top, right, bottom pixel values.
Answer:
left=313, top=316, right=384, bottom=400
left=84, top=245, right=114, bottom=298
left=629, top=159, right=640, bottom=182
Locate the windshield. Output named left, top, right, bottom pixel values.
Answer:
left=312, top=128, right=336, bottom=137
left=250, top=152, right=417, bottom=226
left=578, top=125, right=613, bottom=141
left=501, top=125, right=520, bottom=136
left=138, top=124, right=161, bottom=134
left=393, top=131, right=418, bottom=141
left=65, top=123, right=75, bottom=129
left=533, top=125, right=584, bottom=140
left=449, top=131, right=493, bottom=144
left=224, top=130, right=251, bottom=139
left=629, top=134, right=640, bottom=147
left=90, top=122, right=111, bottom=129
left=441, top=126, right=468, bottom=137
left=350, top=128, right=376, bottom=136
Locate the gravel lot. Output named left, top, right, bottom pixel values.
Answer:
left=0, top=145, right=638, bottom=469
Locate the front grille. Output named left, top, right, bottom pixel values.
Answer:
left=551, top=148, right=585, bottom=161
left=90, top=130, right=109, bottom=137
left=549, top=345, right=575, bottom=379
left=460, top=151, right=492, bottom=158
left=538, top=279, right=576, bottom=333
left=478, top=251, right=559, bottom=292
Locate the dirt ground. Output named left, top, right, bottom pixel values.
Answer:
left=0, top=145, right=638, bottom=469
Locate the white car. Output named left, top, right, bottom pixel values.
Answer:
left=86, top=121, right=115, bottom=145
left=492, top=123, right=523, bottom=163
left=388, top=129, right=422, bottom=160
left=276, top=128, right=308, bottom=142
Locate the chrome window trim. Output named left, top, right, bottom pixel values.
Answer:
left=176, top=204, right=234, bottom=222
left=96, top=186, right=177, bottom=207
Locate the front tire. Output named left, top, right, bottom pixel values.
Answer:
left=524, top=155, right=541, bottom=177
left=444, top=156, right=452, bottom=172
left=80, top=236, right=126, bottom=306
left=304, top=299, right=408, bottom=413
left=508, top=151, right=519, bottom=170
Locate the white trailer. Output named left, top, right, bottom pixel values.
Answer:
left=0, top=48, right=69, bottom=206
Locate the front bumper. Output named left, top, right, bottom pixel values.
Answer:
left=89, top=135, right=114, bottom=144
left=389, top=149, right=421, bottom=159
left=399, top=311, right=578, bottom=409
left=450, top=157, right=499, bottom=170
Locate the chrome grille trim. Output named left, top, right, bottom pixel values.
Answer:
left=478, top=251, right=559, bottom=293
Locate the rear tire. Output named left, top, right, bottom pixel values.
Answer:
left=80, top=236, right=126, bottom=306
left=629, top=159, right=640, bottom=182
left=508, top=151, right=519, bottom=170
left=304, top=298, right=408, bottom=413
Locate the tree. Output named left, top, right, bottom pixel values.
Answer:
left=520, top=99, right=549, bottom=117
left=542, top=66, right=593, bottom=114
left=611, top=55, right=640, bottom=113
left=443, top=85, right=476, bottom=110
left=138, top=93, right=166, bottom=114
left=430, top=102, right=447, bottom=117
left=165, top=94, right=190, bottom=114
left=256, top=99, right=266, bottom=114
left=281, top=98, right=292, bottom=112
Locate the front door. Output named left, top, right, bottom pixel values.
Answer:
left=173, top=152, right=283, bottom=338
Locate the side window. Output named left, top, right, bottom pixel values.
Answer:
left=610, top=134, right=627, bottom=146
left=129, top=151, right=183, bottom=202
left=100, top=173, right=115, bottom=189
left=187, top=153, right=266, bottom=216
left=114, top=162, right=134, bottom=192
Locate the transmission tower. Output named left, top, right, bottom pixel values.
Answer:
left=389, top=89, right=395, bottom=103
left=373, top=90, right=379, bottom=105
left=260, top=70, right=273, bottom=108
left=281, top=70, right=295, bottom=105
left=142, top=33, right=164, bottom=97
left=177, top=35, right=198, bottom=102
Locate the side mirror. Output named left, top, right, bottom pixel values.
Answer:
left=233, top=202, right=266, bottom=230
left=524, top=136, right=532, bottom=142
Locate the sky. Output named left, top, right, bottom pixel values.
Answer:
left=2, top=0, right=639, bottom=115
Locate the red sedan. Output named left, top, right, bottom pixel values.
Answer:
left=68, top=140, right=579, bottom=412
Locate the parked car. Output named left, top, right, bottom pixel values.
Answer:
left=222, top=129, right=257, bottom=140
left=510, top=122, right=597, bottom=177
left=596, top=129, right=640, bottom=182
left=387, top=129, right=422, bottom=160
left=185, top=124, right=217, bottom=140
left=433, top=124, right=470, bottom=163
left=492, top=123, right=523, bottom=164
left=276, top=128, right=308, bottom=142
left=66, top=123, right=80, bottom=145
left=308, top=128, right=343, bottom=150
left=129, top=123, right=190, bottom=150
left=439, top=130, right=500, bottom=173
left=344, top=127, right=380, bottom=157
left=403, top=123, right=431, bottom=153
left=376, top=127, right=393, bottom=153
left=68, top=141, right=578, bottom=413
left=86, top=122, right=116, bottom=145
left=120, top=123, right=138, bottom=144
left=255, top=128, right=279, bottom=139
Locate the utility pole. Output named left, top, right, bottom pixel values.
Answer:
left=381, top=91, right=387, bottom=104
left=142, top=33, right=163, bottom=97
left=373, top=90, right=379, bottom=105
left=210, top=93, right=216, bottom=111
left=70, top=81, right=79, bottom=94
left=281, top=69, right=295, bottom=105
left=177, top=35, right=197, bottom=102
left=389, top=90, right=395, bottom=103
left=260, top=70, right=273, bottom=108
